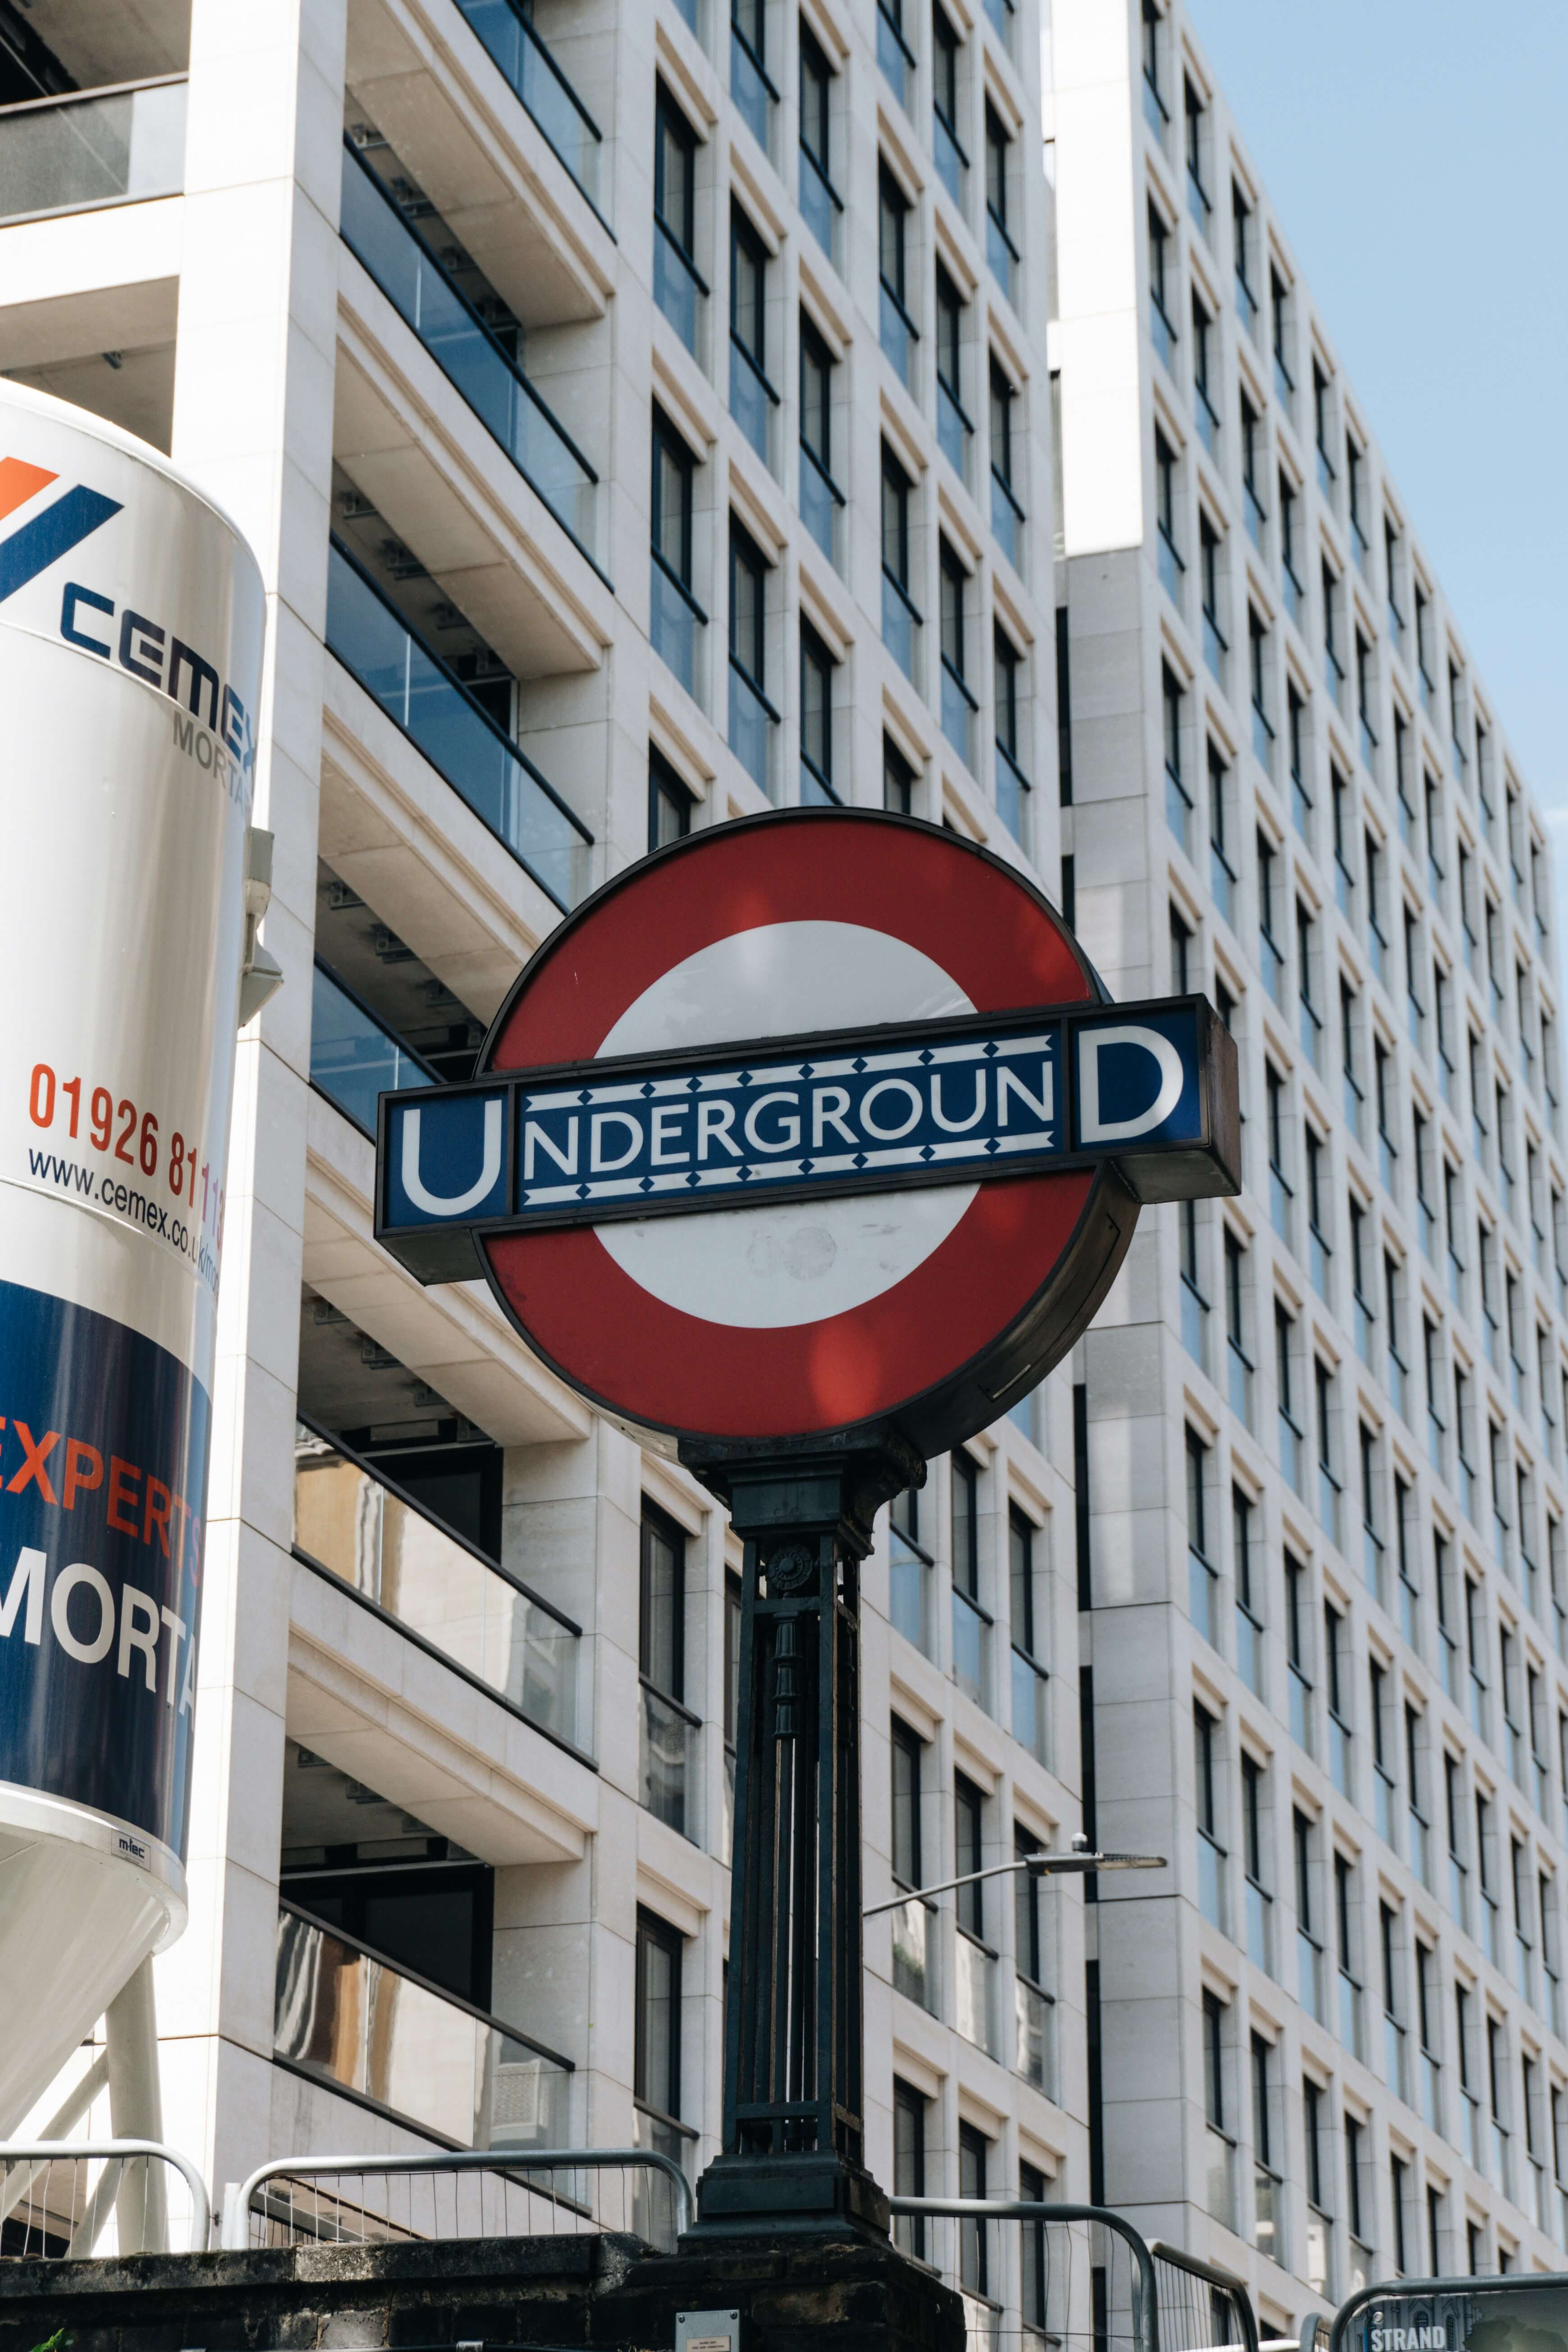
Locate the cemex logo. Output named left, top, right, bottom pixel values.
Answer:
left=0, top=451, right=256, bottom=780
left=0, top=454, right=121, bottom=602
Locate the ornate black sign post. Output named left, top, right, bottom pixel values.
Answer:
left=375, top=810, right=1240, bottom=2329
left=677, top=1432, right=919, bottom=2238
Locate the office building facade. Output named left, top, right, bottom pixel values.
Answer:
left=1049, top=0, right=1568, bottom=2327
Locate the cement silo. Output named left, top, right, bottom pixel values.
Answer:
left=0, top=382, right=264, bottom=2133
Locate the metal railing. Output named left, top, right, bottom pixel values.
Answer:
left=220, top=2144, right=692, bottom=2252
left=309, top=957, right=435, bottom=1136
left=325, top=535, right=592, bottom=909
left=340, top=136, right=602, bottom=570
left=889, top=2200, right=1157, bottom=2352
left=273, top=1901, right=574, bottom=2154
left=452, top=0, right=605, bottom=217
left=0, top=2141, right=210, bottom=2260
left=0, top=75, right=185, bottom=225
left=293, top=1414, right=582, bottom=1749
left=1150, top=2238, right=1260, bottom=2352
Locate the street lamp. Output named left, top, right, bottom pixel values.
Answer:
left=863, top=1833, right=1167, bottom=1918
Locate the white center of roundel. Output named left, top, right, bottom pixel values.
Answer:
left=595, top=921, right=979, bottom=1329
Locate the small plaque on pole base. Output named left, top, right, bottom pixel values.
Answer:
left=595, top=2231, right=968, bottom=2352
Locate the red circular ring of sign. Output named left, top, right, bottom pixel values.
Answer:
left=480, top=810, right=1123, bottom=1448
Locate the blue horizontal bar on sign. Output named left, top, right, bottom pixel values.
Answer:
left=373, top=995, right=1240, bottom=1281
left=516, top=1028, right=1062, bottom=1206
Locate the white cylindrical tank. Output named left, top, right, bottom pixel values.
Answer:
left=0, top=384, right=264, bottom=2132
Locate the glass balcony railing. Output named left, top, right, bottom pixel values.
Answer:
left=882, top=571, right=920, bottom=683
left=293, top=1417, right=581, bottom=1748
left=452, top=0, right=603, bottom=215
left=654, top=219, right=705, bottom=354
left=800, top=443, right=841, bottom=562
left=325, top=537, right=590, bottom=909
left=728, top=659, right=777, bottom=798
left=1011, top=1647, right=1048, bottom=1765
left=891, top=1894, right=938, bottom=2011
left=649, top=559, right=703, bottom=703
left=274, top=1901, right=571, bottom=2150
left=310, top=959, right=434, bottom=1137
left=640, top=1681, right=699, bottom=1841
left=991, top=469, right=1024, bottom=571
left=0, top=76, right=186, bottom=226
left=730, top=336, right=775, bottom=462
left=340, top=139, right=601, bottom=567
left=889, top=1529, right=931, bottom=1655
left=937, top=380, right=969, bottom=481
left=952, top=1585, right=986, bottom=1704
left=799, top=141, right=840, bottom=259
left=955, top=1931, right=996, bottom=2056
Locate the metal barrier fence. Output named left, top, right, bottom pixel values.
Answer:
left=1150, top=2237, right=1261, bottom=2352
left=0, top=2141, right=210, bottom=2259
left=889, top=2198, right=1158, bottom=2352
left=220, top=2145, right=694, bottom=2256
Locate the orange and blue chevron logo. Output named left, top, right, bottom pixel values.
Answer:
left=0, top=455, right=122, bottom=603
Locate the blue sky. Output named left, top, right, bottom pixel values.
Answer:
left=1187, top=0, right=1568, bottom=919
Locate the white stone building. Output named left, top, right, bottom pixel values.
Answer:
left=0, top=0, right=1083, bottom=2330
left=1048, top=0, right=1568, bottom=2327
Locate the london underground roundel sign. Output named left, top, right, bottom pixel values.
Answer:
left=376, top=810, right=1239, bottom=1457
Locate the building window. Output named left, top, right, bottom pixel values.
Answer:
left=1194, top=1699, right=1224, bottom=1929
left=1193, top=293, right=1218, bottom=450
left=799, top=313, right=841, bottom=562
left=1269, top=263, right=1294, bottom=406
left=640, top=1503, right=693, bottom=1835
left=1234, top=1487, right=1261, bottom=1696
left=959, top=2121, right=991, bottom=2295
left=878, top=160, right=917, bottom=386
left=1020, top=2156, right=1049, bottom=2328
left=881, top=442, right=919, bottom=679
left=1249, top=606, right=1273, bottom=767
left=995, top=628, right=1029, bottom=844
left=798, top=621, right=837, bottom=806
left=935, top=267, right=969, bottom=478
left=797, top=21, right=839, bottom=256
left=878, top=0, right=915, bottom=108
left=729, top=205, right=775, bottom=461
left=653, top=87, right=703, bottom=353
left=939, top=539, right=975, bottom=764
left=1204, top=1988, right=1234, bottom=2227
left=1163, top=662, right=1189, bottom=845
left=648, top=745, right=693, bottom=853
left=724, top=524, right=774, bottom=799
left=985, top=103, right=1015, bottom=296
left=1147, top=200, right=1175, bottom=368
left=892, top=2078, right=928, bottom=2258
left=890, top=1715, right=934, bottom=2006
left=634, top=1908, right=690, bottom=2169
left=989, top=357, right=1023, bottom=563
left=1010, top=1504, right=1047, bottom=1762
left=1184, top=76, right=1210, bottom=230
left=932, top=6, right=966, bottom=203
left=651, top=409, right=702, bottom=694
left=951, top=1451, right=985, bottom=1704
left=1232, top=179, right=1257, bottom=333
left=731, top=0, right=774, bottom=151
left=884, top=731, right=915, bottom=815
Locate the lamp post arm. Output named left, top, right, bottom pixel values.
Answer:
left=863, top=1850, right=1166, bottom=1918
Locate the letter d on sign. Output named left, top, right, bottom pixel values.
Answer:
left=1078, top=1024, right=1185, bottom=1144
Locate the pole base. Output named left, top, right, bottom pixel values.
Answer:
left=683, top=2149, right=891, bottom=2244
